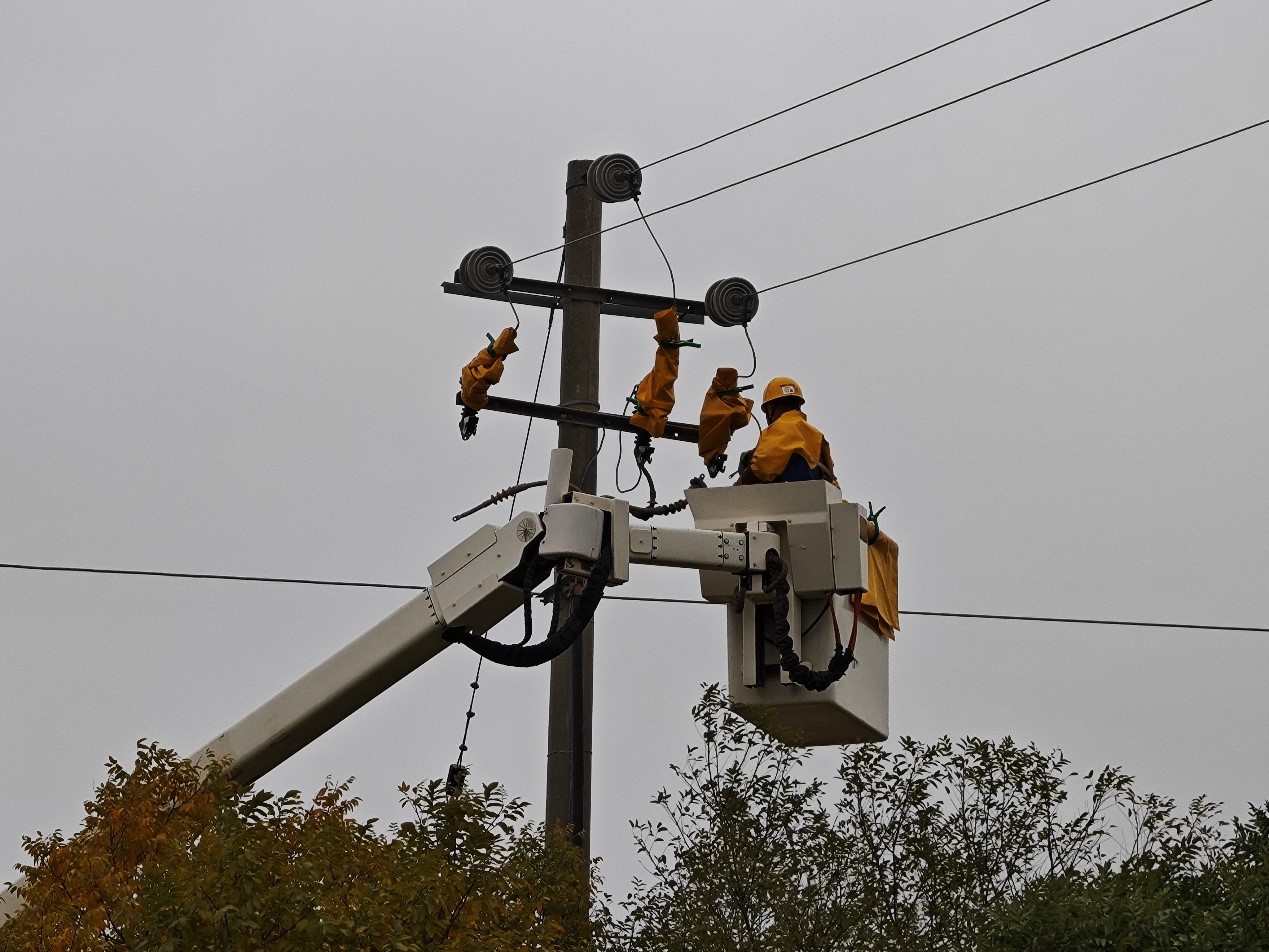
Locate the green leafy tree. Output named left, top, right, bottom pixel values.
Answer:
left=979, top=803, right=1269, bottom=950
left=602, top=686, right=1262, bottom=952
left=2, top=743, right=592, bottom=951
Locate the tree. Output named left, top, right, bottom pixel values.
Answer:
left=979, top=803, right=1269, bottom=951
left=602, top=686, right=1265, bottom=952
left=8, top=694, right=1268, bottom=950
left=2, top=743, right=591, bottom=951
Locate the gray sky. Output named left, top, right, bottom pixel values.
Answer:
left=3, top=0, right=1267, bottom=899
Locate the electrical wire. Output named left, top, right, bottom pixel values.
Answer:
left=739, top=323, right=759, bottom=381
left=642, top=0, right=1058, bottom=170
left=509, top=0, right=1217, bottom=268
left=580, top=425, right=607, bottom=489
left=4, top=562, right=1266, bottom=634
left=602, top=596, right=1269, bottom=633
left=473, top=249, right=565, bottom=772
left=633, top=196, right=676, bottom=305
left=452, top=653, right=483, bottom=773
left=758, top=117, right=1269, bottom=295
left=507, top=248, right=567, bottom=515
left=614, top=430, right=644, bottom=495
left=0, top=562, right=425, bottom=591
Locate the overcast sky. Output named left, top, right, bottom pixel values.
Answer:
left=3, top=0, right=1267, bottom=899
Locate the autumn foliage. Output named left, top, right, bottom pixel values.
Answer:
left=2, top=744, right=590, bottom=951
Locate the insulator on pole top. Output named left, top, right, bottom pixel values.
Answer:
left=457, top=246, right=513, bottom=296
left=587, top=153, right=643, bottom=203
left=704, top=277, right=758, bottom=327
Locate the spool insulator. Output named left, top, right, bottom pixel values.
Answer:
left=705, top=277, right=758, bottom=327
left=588, top=154, right=643, bottom=203
left=457, top=246, right=513, bottom=296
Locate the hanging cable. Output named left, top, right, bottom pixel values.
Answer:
left=509, top=0, right=1217, bottom=268
left=579, top=425, right=607, bottom=490
left=642, top=0, right=1058, bottom=170
left=506, top=247, right=567, bottom=515
left=614, top=430, right=644, bottom=495
left=739, top=323, right=759, bottom=384
left=446, top=652, right=483, bottom=794
left=757, top=117, right=1269, bottom=295
left=451, top=250, right=566, bottom=783
left=633, top=196, right=677, bottom=305
left=4, top=561, right=1267, bottom=633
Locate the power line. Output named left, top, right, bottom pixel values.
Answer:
left=0, top=562, right=424, bottom=591
left=511, top=0, right=1216, bottom=267
left=898, top=610, right=1269, bottom=634
left=759, top=117, right=1269, bottom=294
left=643, top=0, right=1058, bottom=170
left=607, top=596, right=1269, bottom=633
left=2, top=562, right=1266, bottom=634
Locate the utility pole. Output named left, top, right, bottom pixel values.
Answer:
left=546, top=159, right=602, bottom=859
left=442, top=151, right=727, bottom=865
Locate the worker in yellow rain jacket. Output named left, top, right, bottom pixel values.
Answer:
left=736, top=376, right=839, bottom=487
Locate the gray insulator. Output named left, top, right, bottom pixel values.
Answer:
left=458, top=246, right=513, bottom=296
left=705, top=277, right=759, bottom=327
left=588, top=153, right=643, bottom=203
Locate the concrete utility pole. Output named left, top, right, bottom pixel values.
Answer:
left=546, top=159, right=601, bottom=858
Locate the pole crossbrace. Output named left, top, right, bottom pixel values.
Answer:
left=442, top=276, right=706, bottom=324
left=456, top=393, right=701, bottom=445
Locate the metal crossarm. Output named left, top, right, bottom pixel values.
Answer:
left=457, top=393, right=701, bottom=444
left=442, top=276, right=707, bottom=324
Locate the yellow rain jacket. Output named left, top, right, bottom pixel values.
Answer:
left=861, top=530, right=899, bottom=639
left=629, top=307, right=682, bottom=439
left=698, top=367, right=753, bottom=464
left=746, top=409, right=839, bottom=487
left=459, top=327, right=518, bottom=411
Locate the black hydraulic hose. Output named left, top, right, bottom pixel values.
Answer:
left=443, top=518, right=613, bottom=667
left=629, top=496, right=689, bottom=521
left=764, top=549, right=852, bottom=691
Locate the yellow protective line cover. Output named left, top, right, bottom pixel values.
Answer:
left=697, top=367, right=753, bottom=463
left=459, top=327, right=519, bottom=411
left=629, top=307, right=681, bottom=439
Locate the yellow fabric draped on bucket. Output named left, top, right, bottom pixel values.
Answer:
left=861, top=529, right=899, bottom=639
left=459, top=327, right=518, bottom=411
left=698, top=367, right=753, bottom=465
left=629, top=307, right=681, bottom=439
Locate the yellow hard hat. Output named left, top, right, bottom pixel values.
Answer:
left=761, top=376, right=805, bottom=409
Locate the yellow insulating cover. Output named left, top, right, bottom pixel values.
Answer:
left=459, top=327, right=519, bottom=411
left=629, top=307, right=681, bottom=439
left=747, top=409, right=839, bottom=487
left=698, top=367, right=753, bottom=463
left=861, top=529, right=899, bottom=639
